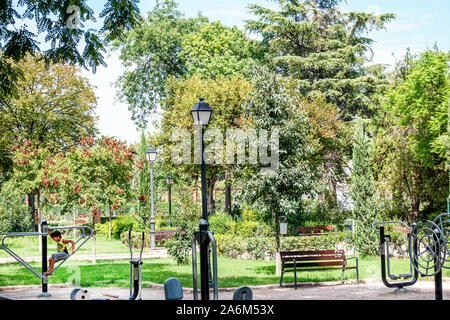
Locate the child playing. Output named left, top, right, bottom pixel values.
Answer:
left=44, top=230, right=75, bottom=276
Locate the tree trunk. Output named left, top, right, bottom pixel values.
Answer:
left=410, top=197, right=420, bottom=224
left=92, top=225, right=96, bottom=265
left=27, top=193, right=36, bottom=231
left=274, top=211, right=281, bottom=276
left=329, top=177, right=337, bottom=208
left=108, top=207, right=112, bottom=240
left=225, top=182, right=232, bottom=215
left=37, top=190, right=42, bottom=253
left=207, top=174, right=217, bottom=215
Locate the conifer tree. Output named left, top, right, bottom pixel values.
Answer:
left=350, top=120, right=378, bottom=254
left=138, top=132, right=151, bottom=228
left=246, top=0, right=395, bottom=119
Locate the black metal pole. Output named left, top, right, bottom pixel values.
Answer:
left=199, top=126, right=210, bottom=300
left=41, top=220, right=48, bottom=296
left=200, top=127, right=208, bottom=221
left=434, top=229, right=443, bottom=301
left=168, top=184, right=172, bottom=228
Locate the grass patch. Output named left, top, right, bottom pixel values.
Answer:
left=1, top=254, right=448, bottom=289
left=0, top=235, right=130, bottom=259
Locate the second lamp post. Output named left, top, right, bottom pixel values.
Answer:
left=146, top=146, right=158, bottom=250
left=191, top=97, right=213, bottom=300
left=166, top=173, right=174, bottom=227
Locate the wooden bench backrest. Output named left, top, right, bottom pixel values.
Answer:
left=296, top=226, right=335, bottom=233
left=281, top=250, right=346, bottom=267
left=155, top=230, right=183, bottom=241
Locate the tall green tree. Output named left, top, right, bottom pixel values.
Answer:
left=246, top=0, right=394, bottom=208
left=137, top=132, right=151, bottom=228
left=350, top=120, right=378, bottom=255
left=239, top=66, right=317, bottom=275
left=0, top=54, right=98, bottom=151
left=160, top=74, right=253, bottom=214
left=0, top=54, right=98, bottom=226
left=373, top=49, right=449, bottom=222
left=113, top=0, right=207, bottom=128
left=246, top=0, right=395, bottom=119
left=114, top=0, right=267, bottom=129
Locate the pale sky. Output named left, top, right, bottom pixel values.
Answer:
left=78, top=0, right=450, bottom=145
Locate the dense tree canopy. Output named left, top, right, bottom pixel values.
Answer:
left=0, top=54, right=98, bottom=153
left=246, top=0, right=395, bottom=119
left=114, top=0, right=266, bottom=129
left=373, top=49, right=449, bottom=223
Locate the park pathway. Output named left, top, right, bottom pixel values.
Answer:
left=0, top=248, right=168, bottom=264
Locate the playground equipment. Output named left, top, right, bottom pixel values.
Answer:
left=0, top=219, right=93, bottom=297
left=373, top=213, right=449, bottom=300
left=70, top=230, right=145, bottom=300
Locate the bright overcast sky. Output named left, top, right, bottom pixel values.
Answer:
left=79, top=0, right=450, bottom=145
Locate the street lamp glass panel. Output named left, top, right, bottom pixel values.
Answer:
left=166, top=174, right=174, bottom=185
left=280, top=216, right=288, bottom=236
left=146, top=147, right=158, bottom=162
left=191, top=98, right=213, bottom=126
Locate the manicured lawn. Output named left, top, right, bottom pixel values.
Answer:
left=1, top=254, right=448, bottom=289
left=0, top=235, right=130, bottom=258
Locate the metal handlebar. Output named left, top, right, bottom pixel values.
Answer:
left=207, top=231, right=219, bottom=301
left=372, top=221, right=411, bottom=232
left=192, top=231, right=219, bottom=301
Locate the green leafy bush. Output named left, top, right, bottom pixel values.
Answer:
left=209, top=212, right=236, bottom=235
left=232, top=220, right=273, bottom=237
left=165, top=185, right=201, bottom=265
left=120, top=230, right=152, bottom=249
left=97, top=215, right=139, bottom=239
left=0, top=189, right=31, bottom=233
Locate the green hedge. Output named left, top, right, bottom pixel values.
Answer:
left=120, top=231, right=152, bottom=249
left=215, top=233, right=353, bottom=260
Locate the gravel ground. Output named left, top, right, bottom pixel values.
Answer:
left=1, top=279, right=449, bottom=300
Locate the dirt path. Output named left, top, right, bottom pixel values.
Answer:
left=1, top=279, right=449, bottom=300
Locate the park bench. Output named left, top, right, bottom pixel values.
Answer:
left=280, top=250, right=359, bottom=289
left=297, top=226, right=337, bottom=236
left=155, top=230, right=184, bottom=243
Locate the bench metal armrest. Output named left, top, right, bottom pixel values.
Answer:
left=346, top=256, right=358, bottom=263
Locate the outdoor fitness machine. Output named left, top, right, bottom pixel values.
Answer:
left=372, top=221, right=418, bottom=293
left=70, top=230, right=145, bottom=300
left=127, top=230, right=145, bottom=300
left=0, top=219, right=93, bottom=297
left=373, top=213, right=449, bottom=300
left=192, top=224, right=219, bottom=300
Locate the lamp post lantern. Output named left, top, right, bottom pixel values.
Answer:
left=146, top=147, right=158, bottom=249
left=166, top=173, right=174, bottom=227
left=191, top=98, right=213, bottom=300
left=280, top=216, right=288, bottom=236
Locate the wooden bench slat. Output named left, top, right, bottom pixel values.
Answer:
left=283, top=261, right=346, bottom=268
left=297, top=226, right=335, bottom=232
left=281, top=255, right=346, bottom=262
left=281, top=250, right=344, bottom=257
